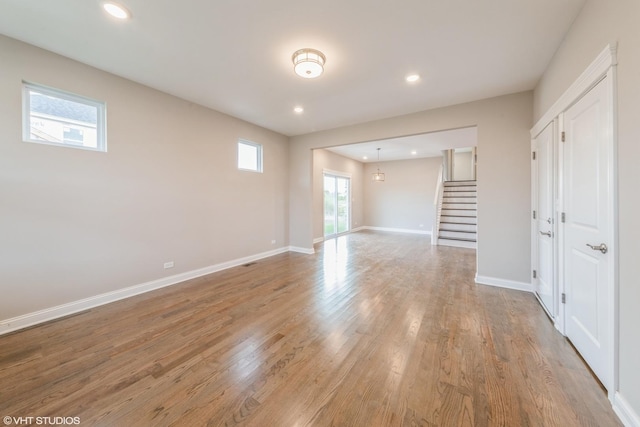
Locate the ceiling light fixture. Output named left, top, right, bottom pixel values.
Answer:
left=372, top=148, right=385, bottom=182
left=411, top=150, right=417, bottom=155
left=292, top=48, right=326, bottom=79
left=103, top=2, right=130, bottom=19
left=293, top=106, right=304, bottom=114
left=406, top=74, right=420, bottom=83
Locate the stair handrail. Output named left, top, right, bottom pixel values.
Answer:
left=432, top=164, right=444, bottom=245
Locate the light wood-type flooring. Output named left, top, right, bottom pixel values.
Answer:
left=0, top=231, right=622, bottom=426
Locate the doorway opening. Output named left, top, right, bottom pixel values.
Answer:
left=324, top=173, right=350, bottom=238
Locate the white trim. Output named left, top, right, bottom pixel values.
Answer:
left=362, top=226, right=431, bottom=236
left=606, top=65, right=619, bottom=400
left=556, top=114, right=566, bottom=336
left=475, top=274, right=533, bottom=293
left=0, top=246, right=294, bottom=336
left=288, top=246, right=315, bottom=255
left=531, top=43, right=617, bottom=137
left=322, top=168, right=352, bottom=178
left=313, top=237, right=324, bottom=244
left=614, top=392, right=640, bottom=427
left=534, top=291, right=555, bottom=320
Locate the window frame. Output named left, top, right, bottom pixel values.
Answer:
left=22, top=81, right=107, bottom=152
left=237, top=139, right=263, bottom=173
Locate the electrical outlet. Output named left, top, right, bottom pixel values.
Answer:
left=419, top=224, right=424, bottom=228
left=271, top=240, right=276, bottom=244
left=164, top=261, right=174, bottom=269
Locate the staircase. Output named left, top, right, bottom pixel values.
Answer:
left=437, top=180, right=477, bottom=249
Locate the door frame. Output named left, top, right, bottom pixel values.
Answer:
left=530, top=44, right=618, bottom=400
left=531, top=120, right=559, bottom=323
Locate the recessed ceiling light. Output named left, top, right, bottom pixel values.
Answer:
left=103, top=2, right=130, bottom=19
left=293, top=106, right=304, bottom=114
left=363, top=156, right=368, bottom=160
left=406, top=74, right=420, bottom=83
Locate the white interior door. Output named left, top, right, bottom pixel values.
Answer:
left=562, top=76, right=613, bottom=390
left=533, top=123, right=555, bottom=316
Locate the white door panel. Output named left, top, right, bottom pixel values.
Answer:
left=563, top=76, right=611, bottom=389
left=533, top=123, right=555, bottom=315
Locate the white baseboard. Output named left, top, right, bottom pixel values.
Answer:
left=362, top=226, right=431, bottom=236
left=614, top=392, right=640, bottom=427
left=288, top=246, right=315, bottom=255
left=0, top=246, right=294, bottom=336
left=313, top=237, right=324, bottom=244
left=475, top=274, right=533, bottom=293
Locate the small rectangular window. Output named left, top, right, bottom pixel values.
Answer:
left=238, top=139, right=262, bottom=172
left=22, top=82, right=106, bottom=152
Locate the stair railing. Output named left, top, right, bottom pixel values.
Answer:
left=432, top=164, right=444, bottom=245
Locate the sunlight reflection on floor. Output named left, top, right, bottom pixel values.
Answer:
left=321, top=236, right=349, bottom=291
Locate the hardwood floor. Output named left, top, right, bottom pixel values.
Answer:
left=0, top=231, right=621, bottom=426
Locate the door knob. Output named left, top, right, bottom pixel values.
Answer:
left=586, top=243, right=608, bottom=254
left=539, top=231, right=552, bottom=237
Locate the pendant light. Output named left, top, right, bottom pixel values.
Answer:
left=372, top=148, right=385, bottom=182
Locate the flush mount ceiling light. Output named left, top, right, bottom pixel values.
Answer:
left=372, top=148, right=385, bottom=182
left=292, top=48, right=326, bottom=79
left=103, top=2, right=130, bottom=19
left=406, top=74, right=420, bottom=83
left=293, top=106, right=304, bottom=114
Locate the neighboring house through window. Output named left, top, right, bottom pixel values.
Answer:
left=22, top=82, right=106, bottom=152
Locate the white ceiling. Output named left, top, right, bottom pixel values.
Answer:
left=326, top=126, right=477, bottom=163
left=0, top=0, right=586, bottom=137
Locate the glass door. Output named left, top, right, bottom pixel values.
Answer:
left=324, top=174, right=350, bottom=238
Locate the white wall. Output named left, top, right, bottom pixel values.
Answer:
left=533, top=0, right=640, bottom=421
left=363, top=157, right=441, bottom=233
left=453, top=151, right=474, bottom=181
left=290, top=92, right=533, bottom=287
left=0, top=35, right=290, bottom=322
left=312, top=149, right=364, bottom=240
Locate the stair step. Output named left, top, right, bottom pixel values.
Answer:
left=440, top=209, right=477, bottom=217
left=437, top=238, right=477, bottom=249
left=442, top=203, right=477, bottom=209
left=442, top=197, right=476, bottom=203
left=439, top=223, right=477, bottom=232
left=444, top=180, right=476, bottom=187
left=440, top=215, right=477, bottom=224
left=443, top=185, right=478, bottom=193
left=443, top=191, right=476, bottom=197
left=439, top=230, right=477, bottom=240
